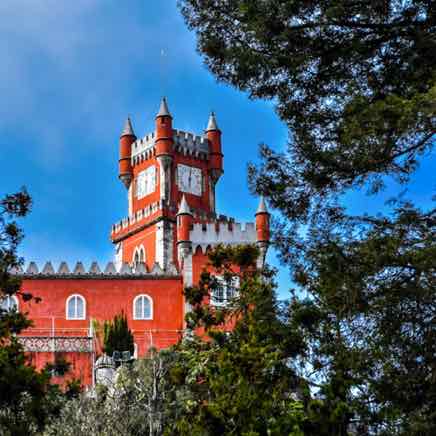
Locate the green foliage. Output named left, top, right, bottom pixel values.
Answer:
left=103, top=311, right=134, bottom=359
left=0, top=189, right=71, bottom=435
left=168, top=245, right=337, bottom=435
left=44, top=350, right=181, bottom=436
left=179, top=1, right=436, bottom=433
left=179, top=0, right=436, bottom=202
left=286, top=203, right=436, bottom=434
left=47, top=246, right=359, bottom=435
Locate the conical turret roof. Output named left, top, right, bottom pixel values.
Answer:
left=206, top=111, right=219, bottom=131
left=120, top=117, right=136, bottom=137
left=177, top=194, right=192, bottom=216
left=156, top=97, right=171, bottom=117
left=256, top=196, right=269, bottom=214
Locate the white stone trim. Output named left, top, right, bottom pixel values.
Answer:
left=15, top=260, right=180, bottom=278
left=178, top=242, right=193, bottom=325
left=190, top=222, right=257, bottom=247
left=155, top=221, right=174, bottom=271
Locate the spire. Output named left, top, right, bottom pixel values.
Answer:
left=177, top=194, right=192, bottom=216
left=206, top=111, right=219, bottom=131
left=120, top=117, right=135, bottom=137
left=157, top=97, right=171, bottom=117
left=256, top=196, right=268, bottom=214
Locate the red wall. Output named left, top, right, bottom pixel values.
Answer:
left=19, top=277, right=184, bottom=387
left=121, top=222, right=159, bottom=271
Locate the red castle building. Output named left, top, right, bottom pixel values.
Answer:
left=7, top=98, right=270, bottom=387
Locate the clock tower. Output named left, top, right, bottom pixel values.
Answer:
left=15, top=97, right=270, bottom=387
left=111, top=98, right=224, bottom=273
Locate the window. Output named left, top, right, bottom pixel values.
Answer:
left=132, top=246, right=146, bottom=268
left=211, top=276, right=239, bottom=307
left=133, top=295, right=153, bottom=320
left=66, top=294, right=86, bottom=320
left=0, top=295, right=18, bottom=312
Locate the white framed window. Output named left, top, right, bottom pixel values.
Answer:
left=211, top=276, right=239, bottom=307
left=133, top=294, right=153, bottom=320
left=66, top=294, right=86, bottom=320
left=0, top=295, right=18, bottom=312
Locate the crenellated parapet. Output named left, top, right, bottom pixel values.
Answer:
left=175, top=195, right=270, bottom=269
left=130, top=129, right=210, bottom=167
left=190, top=221, right=257, bottom=252
left=11, top=260, right=179, bottom=279
left=111, top=200, right=163, bottom=239
left=131, top=133, right=156, bottom=165
left=173, top=129, right=209, bottom=158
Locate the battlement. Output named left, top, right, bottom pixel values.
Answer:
left=173, top=129, right=209, bottom=154
left=131, top=132, right=156, bottom=165
left=130, top=129, right=210, bottom=166
left=11, top=260, right=179, bottom=278
left=190, top=220, right=257, bottom=252
left=111, top=200, right=163, bottom=237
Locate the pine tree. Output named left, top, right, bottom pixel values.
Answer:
left=0, top=190, right=68, bottom=435
left=167, top=245, right=320, bottom=435
left=103, top=312, right=134, bottom=360
left=179, top=1, right=436, bottom=432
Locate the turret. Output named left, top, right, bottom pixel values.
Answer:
left=95, top=353, right=115, bottom=386
left=205, top=112, right=223, bottom=213
left=155, top=98, right=174, bottom=204
left=255, top=196, right=270, bottom=268
left=119, top=117, right=136, bottom=188
left=176, top=195, right=193, bottom=243
left=255, top=196, right=270, bottom=242
left=155, top=97, right=173, bottom=158
left=206, top=112, right=223, bottom=180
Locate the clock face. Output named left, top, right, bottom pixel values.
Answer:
left=136, top=165, right=156, bottom=199
left=177, top=164, right=202, bottom=196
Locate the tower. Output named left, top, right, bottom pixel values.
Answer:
left=111, top=97, right=270, bottom=278
left=16, top=97, right=272, bottom=388
left=111, top=98, right=222, bottom=273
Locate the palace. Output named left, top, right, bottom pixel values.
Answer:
left=9, top=98, right=270, bottom=387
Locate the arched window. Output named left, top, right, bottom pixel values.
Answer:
left=133, top=250, right=140, bottom=266
left=133, top=295, right=153, bottom=320
left=0, top=295, right=18, bottom=312
left=66, top=294, right=86, bottom=320
left=132, top=246, right=146, bottom=268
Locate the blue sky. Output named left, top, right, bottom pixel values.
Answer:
left=0, top=1, right=433, bottom=299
